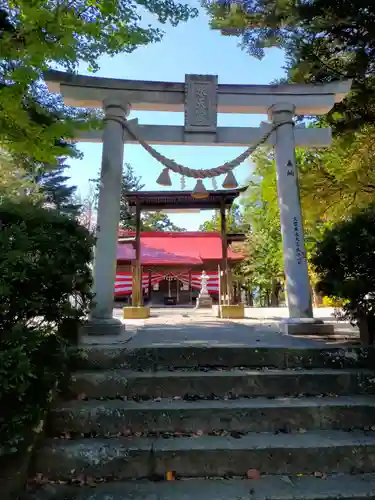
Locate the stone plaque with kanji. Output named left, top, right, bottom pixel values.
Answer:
left=184, top=74, right=218, bottom=133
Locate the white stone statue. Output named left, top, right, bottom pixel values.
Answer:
left=196, top=270, right=213, bottom=309
left=199, top=270, right=210, bottom=296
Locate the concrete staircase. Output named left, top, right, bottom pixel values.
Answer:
left=25, top=343, right=375, bottom=499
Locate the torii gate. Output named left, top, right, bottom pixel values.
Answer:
left=44, top=71, right=351, bottom=335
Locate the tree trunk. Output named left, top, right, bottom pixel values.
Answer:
left=270, top=279, right=280, bottom=307
left=358, top=315, right=375, bottom=345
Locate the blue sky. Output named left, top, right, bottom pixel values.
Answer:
left=68, top=1, right=286, bottom=230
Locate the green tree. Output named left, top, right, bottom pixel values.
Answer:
left=142, top=212, right=185, bottom=232
left=199, top=203, right=244, bottom=232
left=312, top=204, right=375, bottom=343
left=205, top=0, right=375, bottom=132
left=0, top=149, right=41, bottom=201
left=239, top=143, right=365, bottom=306
left=121, top=164, right=146, bottom=229
left=298, top=126, right=375, bottom=224
left=93, top=163, right=185, bottom=231
left=0, top=198, right=94, bottom=456
left=0, top=148, right=81, bottom=213
left=34, top=159, right=80, bottom=215
left=93, top=163, right=144, bottom=229
left=1, top=1, right=197, bottom=160
left=240, top=150, right=284, bottom=306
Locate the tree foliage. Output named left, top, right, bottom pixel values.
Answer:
left=0, top=149, right=81, bottom=217
left=204, top=0, right=375, bottom=132
left=299, top=125, right=375, bottom=224
left=240, top=150, right=284, bottom=305
left=312, top=204, right=375, bottom=341
left=120, top=164, right=145, bottom=229
left=142, top=211, right=185, bottom=232
left=0, top=149, right=40, bottom=202
left=1, top=1, right=197, bottom=74
left=1, top=0, right=197, bottom=160
left=235, top=136, right=375, bottom=305
left=199, top=203, right=244, bottom=232
left=93, top=163, right=185, bottom=231
left=204, top=0, right=375, bottom=305
left=34, top=160, right=80, bottom=215
left=0, top=199, right=94, bottom=456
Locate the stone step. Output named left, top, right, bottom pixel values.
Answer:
left=50, top=396, right=375, bottom=435
left=70, top=368, right=375, bottom=399
left=21, top=473, right=375, bottom=500
left=74, top=345, right=375, bottom=371
left=33, top=430, right=375, bottom=480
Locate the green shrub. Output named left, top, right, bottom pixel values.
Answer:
left=312, top=205, right=375, bottom=338
left=0, top=199, right=94, bottom=457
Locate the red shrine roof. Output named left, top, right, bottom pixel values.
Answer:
left=116, top=231, right=243, bottom=265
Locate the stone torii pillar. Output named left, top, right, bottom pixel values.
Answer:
left=270, top=103, right=312, bottom=319
left=269, top=103, right=330, bottom=334
left=84, top=97, right=130, bottom=336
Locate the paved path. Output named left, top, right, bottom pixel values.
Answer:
left=81, top=307, right=360, bottom=348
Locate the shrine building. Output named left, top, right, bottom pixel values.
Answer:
left=115, top=231, right=244, bottom=305
left=114, top=189, right=245, bottom=306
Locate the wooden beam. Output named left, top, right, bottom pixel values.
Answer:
left=220, top=200, right=229, bottom=306
left=189, top=270, right=192, bottom=305
left=132, top=200, right=142, bottom=307
left=148, top=270, right=152, bottom=304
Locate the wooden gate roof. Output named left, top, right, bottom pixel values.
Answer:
left=125, top=188, right=246, bottom=211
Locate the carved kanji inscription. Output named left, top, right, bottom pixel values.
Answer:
left=184, top=74, right=218, bottom=133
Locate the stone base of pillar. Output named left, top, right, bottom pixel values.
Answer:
left=279, top=318, right=334, bottom=336
left=123, top=306, right=150, bottom=320
left=219, top=303, right=245, bottom=319
left=80, top=317, right=124, bottom=336
left=196, top=293, right=213, bottom=309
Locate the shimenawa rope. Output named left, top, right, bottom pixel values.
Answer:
left=123, top=120, right=292, bottom=179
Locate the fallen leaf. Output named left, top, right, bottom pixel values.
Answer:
left=280, top=476, right=294, bottom=485
left=33, top=473, right=47, bottom=485
left=247, top=469, right=261, bottom=480
left=86, top=476, right=97, bottom=487
left=314, top=472, right=327, bottom=479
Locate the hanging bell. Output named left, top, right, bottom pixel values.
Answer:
left=156, top=168, right=172, bottom=187
left=222, top=170, right=238, bottom=189
left=192, top=179, right=209, bottom=199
